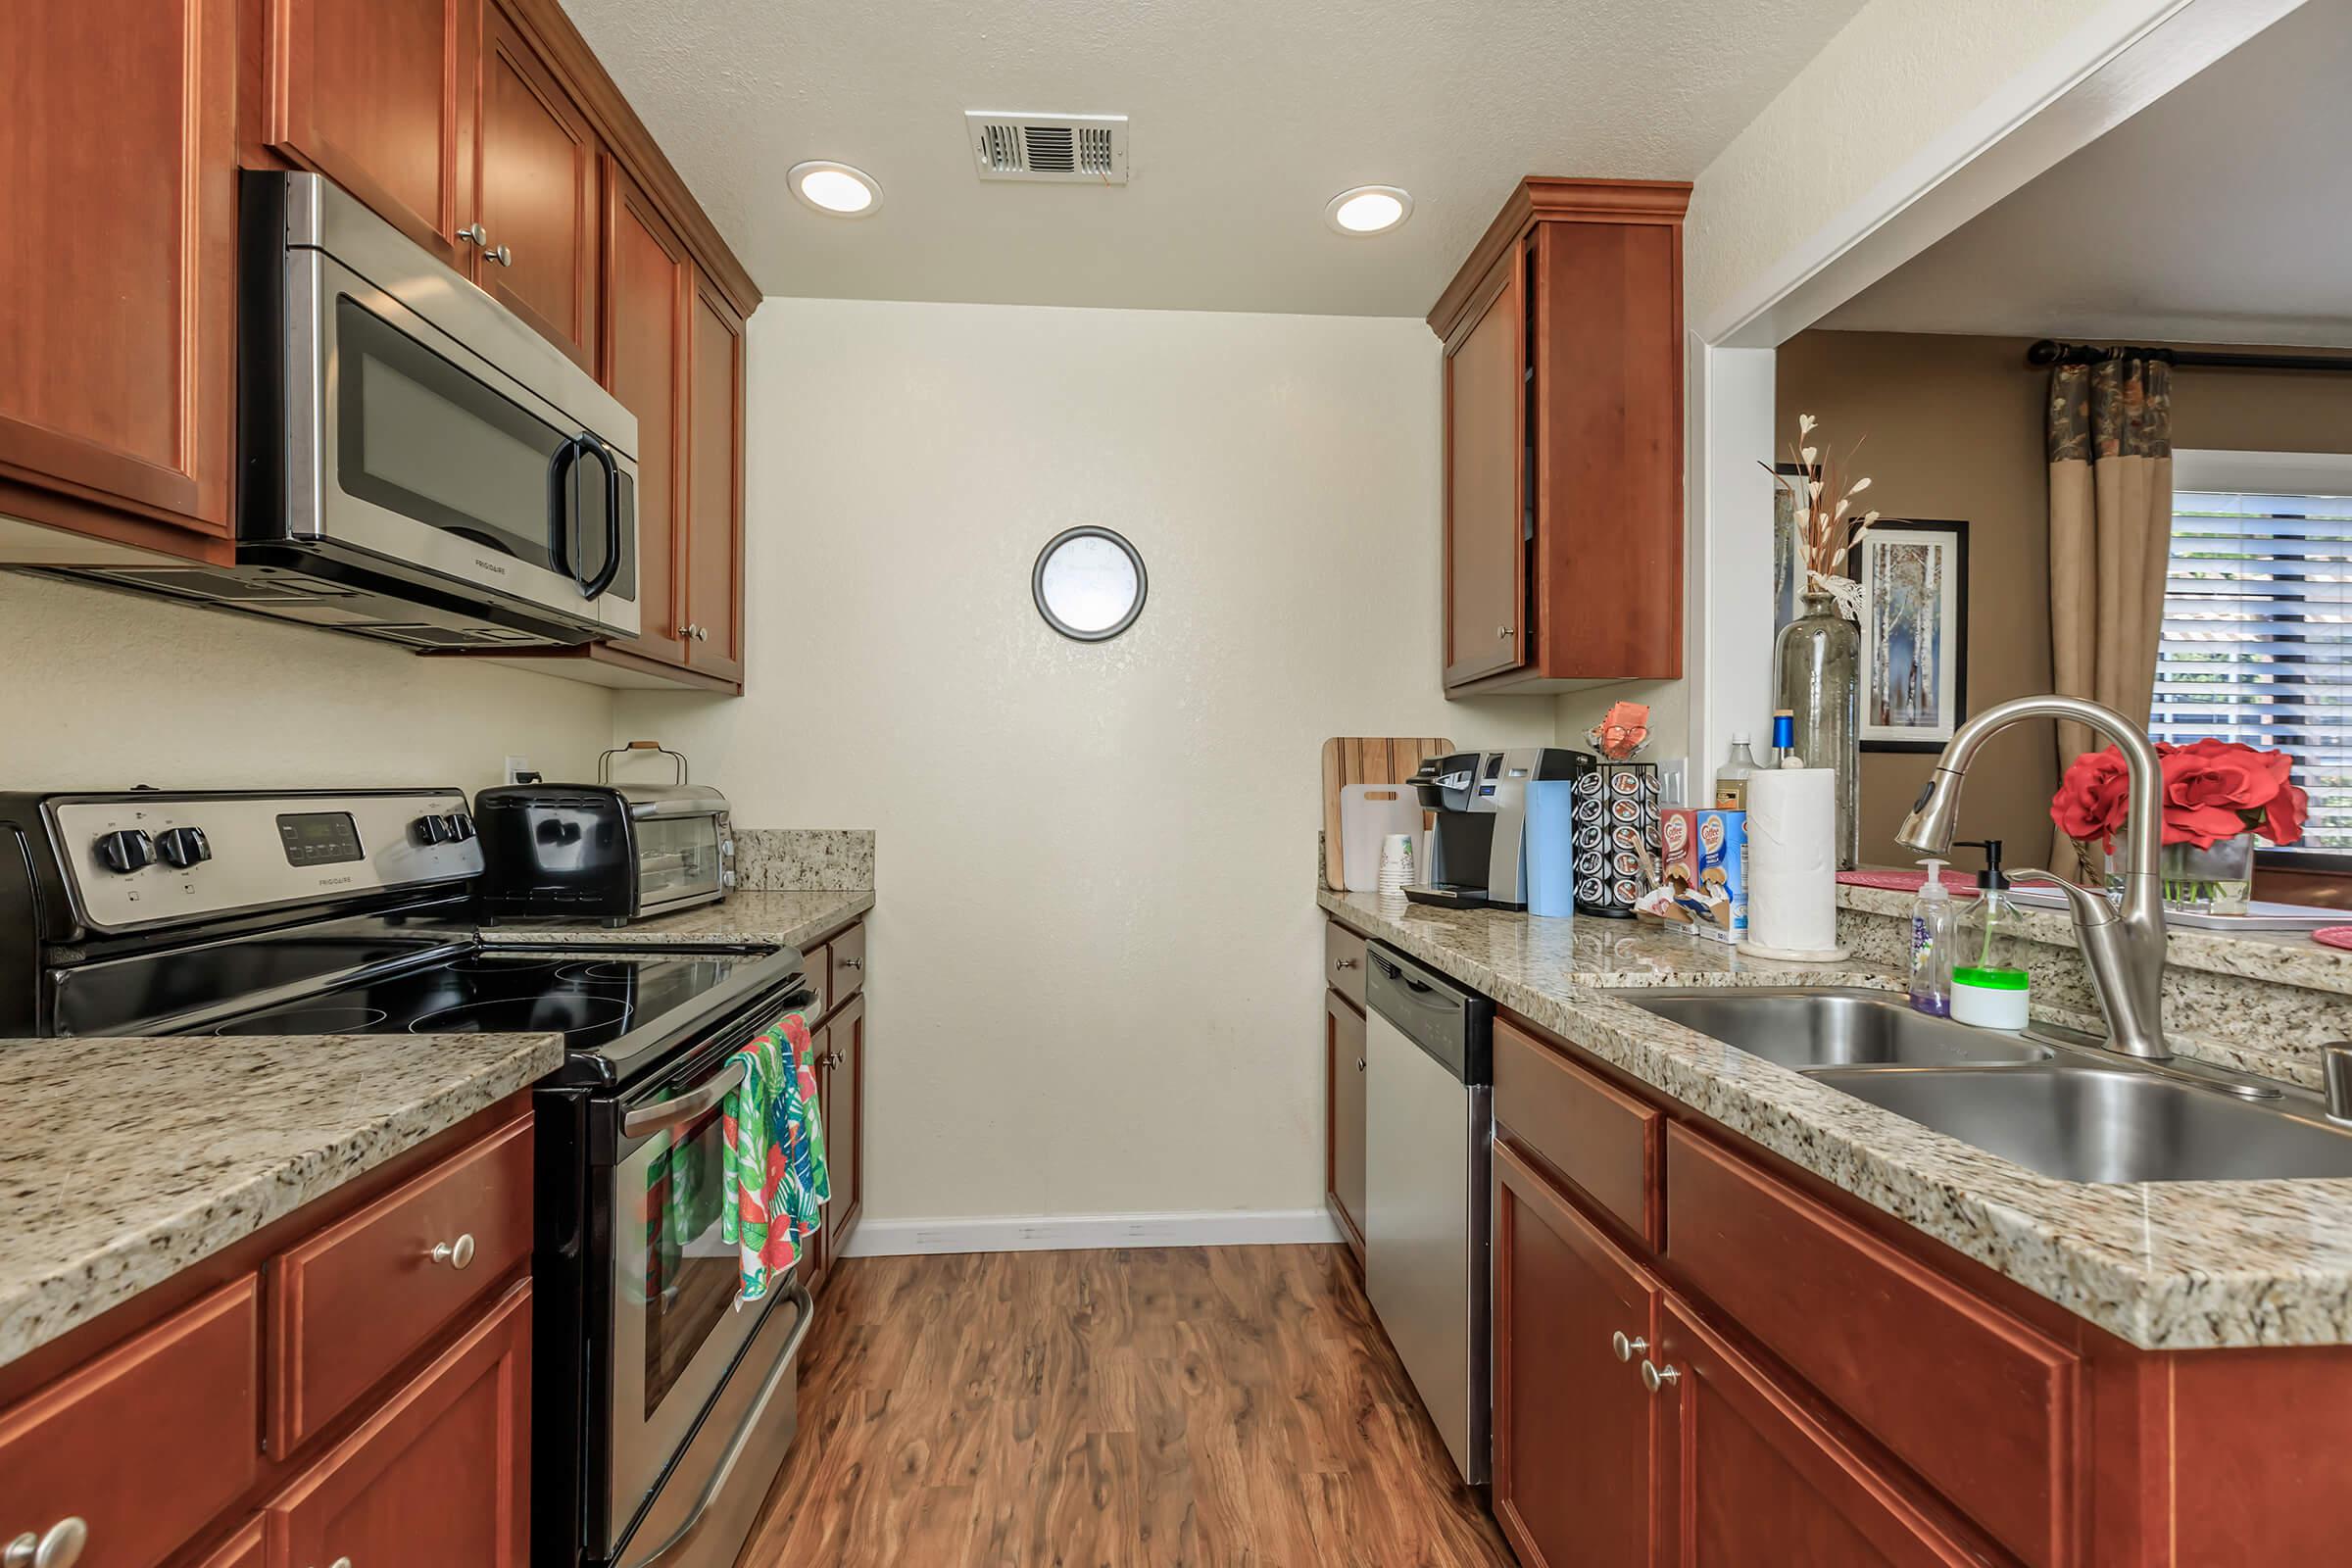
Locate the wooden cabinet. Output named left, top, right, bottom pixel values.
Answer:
left=600, top=157, right=692, bottom=666
left=1324, top=989, right=1367, bottom=1260
left=0, top=0, right=238, bottom=555
left=268, top=1282, right=531, bottom=1568
left=475, top=3, right=601, bottom=368
left=682, top=272, right=747, bottom=682
left=264, top=0, right=482, bottom=270
left=825, top=995, right=866, bottom=1257
left=829, top=922, right=867, bottom=1007
left=1492, top=1138, right=1657, bottom=1568
left=1654, top=1295, right=1983, bottom=1566
left=193, top=1517, right=267, bottom=1568
left=1428, top=178, right=1690, bottom=695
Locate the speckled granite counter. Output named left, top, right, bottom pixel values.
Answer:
left=1321, top=887, right=2352, bottom=1350
left=484, top=889, right=872, bottom=953
left=0, top=1030, right=563, bottom=1368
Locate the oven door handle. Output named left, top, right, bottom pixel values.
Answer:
left=631, top=1281, right=815, bottom=1566
left=619, top=1059, right=745, bottom=1138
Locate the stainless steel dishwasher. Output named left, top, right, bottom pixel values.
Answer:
left=1362, top=942, right=1494, bottom=1486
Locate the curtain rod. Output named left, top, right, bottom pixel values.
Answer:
left=2026, top=338, right=2352, bottom=374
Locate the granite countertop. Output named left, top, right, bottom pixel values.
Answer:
left=1321, top=886, right=2352, bottom=1351
left=484, top=889, right=873, bottom=952
left=0, top=1030, right=564, bottom=1369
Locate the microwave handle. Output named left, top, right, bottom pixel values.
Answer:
left=577, top=434, right=623, bottom=600
left=620, top=1058, right=745, bottom=1138
left=547, top=433, right=586, bottom=591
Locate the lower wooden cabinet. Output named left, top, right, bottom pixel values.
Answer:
left=1493, top=1139, right=1657, bottom=1568
left=267, top=1281, right=531, bottom=1568
left=192, top=1517, right=267, bottom=1568
left=1324, top=988, right=1367, bottom=1260
left=825, top=994, right=866, bottom=1256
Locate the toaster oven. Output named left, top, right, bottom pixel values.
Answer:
left=472, top=781, right=730, bottom=927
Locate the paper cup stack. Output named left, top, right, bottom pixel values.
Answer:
left=1377, top=832, right=1416, bottom=897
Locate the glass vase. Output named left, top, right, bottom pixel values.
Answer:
left=1772, top=590, right=1861, bottom=870
left=2106, top=834, right=2256, bottom=915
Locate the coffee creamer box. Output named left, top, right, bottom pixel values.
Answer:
left=1656, top=808, right=1747, bottom=944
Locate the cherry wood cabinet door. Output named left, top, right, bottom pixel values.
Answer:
left=1442, top=251, right=1526, bottom=688
left=1324, top=991, right=1367, bottom=1258
left=191, top=1517, right=266, bottom=1568
left=1492, top=1139, right=1656, bottom=1568
left=475, top=4, right=601, bottom=369
left=803, top=1018, right=833, bottom=1291
left=826, top=995, right=866, bottom=1254
left=600, top=157, right=692, bottom=665
left=265, top=0, right=481, bottom=270
left=682, top=271, right=746, bottom=682
left=268, top=1282, right=530, bottom=1568
left=0, top=0, right=236, bottom=536
left=1654, top=1295, right=1985, bottom=1567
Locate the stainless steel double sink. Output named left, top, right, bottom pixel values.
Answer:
left=1611, top=987, right=2352, bottom=1184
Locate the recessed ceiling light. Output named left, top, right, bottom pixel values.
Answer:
left=790, top=161, right=882, bottom=218
left=1326, top=185, right=1411, bottom=236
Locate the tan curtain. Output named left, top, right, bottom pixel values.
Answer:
left=2047, top=356, right=2174, bottom=876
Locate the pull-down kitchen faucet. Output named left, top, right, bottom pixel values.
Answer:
left=1896, top=694, right=2172, bottom=1060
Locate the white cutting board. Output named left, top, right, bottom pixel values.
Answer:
left=1340, top=783, right=1423, bottom=893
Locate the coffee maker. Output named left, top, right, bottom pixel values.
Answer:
left=1402, top=747, right=1591, bottom=909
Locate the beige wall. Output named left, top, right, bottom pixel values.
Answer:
left=0, top=572, right=612, bottom=793
left=1780, top=328, right=2352, bottom=868
left=615, top=296, right=1556, bottom=1228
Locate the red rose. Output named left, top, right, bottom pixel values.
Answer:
left=2050, top=746, right=2132, bottom=852
left=2261, top=777, right=2310, bottom=846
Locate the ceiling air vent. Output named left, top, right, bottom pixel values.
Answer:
left=965, top=112, right=1129, bottom=184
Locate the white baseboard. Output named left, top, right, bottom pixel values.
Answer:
left=836, top=1206, right=1345, bottom=1259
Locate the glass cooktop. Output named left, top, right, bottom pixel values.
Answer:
left=205, top=949, right=767, bottom=1052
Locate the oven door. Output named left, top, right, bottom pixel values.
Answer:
left=604, top=997, right=810, bottom=1547
left=272, top=180, right=641, bottom=639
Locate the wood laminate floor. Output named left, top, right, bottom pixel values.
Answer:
left=735, top=1245, right=1518, bottom=1567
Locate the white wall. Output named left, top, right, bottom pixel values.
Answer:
left=616, top=297, right=1556, bottom=1227
left=0, top=573, right=612, bottom=792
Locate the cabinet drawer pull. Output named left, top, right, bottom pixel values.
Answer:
left=1335, top=957, right=1356, bottom=970
left=487, top=243, right=513, bottom=267
left=427, top=1233, right=477, bottom=1270
left=1640, top=1359, right=1680, bottom=1394
left=1496, top=624, right=1513, bottom=639
left=454, top=222, right=488, bottom=248
left=1610, top=1330, right=1647, bottom=1363
left=330, top=1557, right=355, bottom=1568
left=4, top=1518, right=87, bottom=1568
left=1355, top=1056, right=1365, bottom=1072
left=841, top=956, right=862, bottom=970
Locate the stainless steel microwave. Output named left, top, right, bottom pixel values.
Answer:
left=45, top=172, right=640, bottom=649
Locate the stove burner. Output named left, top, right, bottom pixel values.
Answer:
left=410, top=995, right=632, bottom=1040
left=216, top=1005, right=391, bottom=1036
left=444, top=954, right=564, bottom=975
left=556, top=960, right=647, bottom=984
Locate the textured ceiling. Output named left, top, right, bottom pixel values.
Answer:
left=1818, top=1, right=2352, bottom=346
left=559, top=0, right=1871, bottom=316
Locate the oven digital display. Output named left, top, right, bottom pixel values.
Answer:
left=276, top=811, right=365, bottom=866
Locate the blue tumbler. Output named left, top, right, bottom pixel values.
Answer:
left=1523, top=779, right=1579, bottom=918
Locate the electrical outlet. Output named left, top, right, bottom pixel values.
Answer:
left=504, top=755, right=530, bottom=785
left=1657, top=757, right=1689, bottom=808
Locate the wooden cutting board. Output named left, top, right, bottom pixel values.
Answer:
left=1321, top=736, right=1452, bottom=890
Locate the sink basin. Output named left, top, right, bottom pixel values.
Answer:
left=1810, top=1064, right=2352, bottom=1183
left=1612, top=988, right=2053, bottom=1070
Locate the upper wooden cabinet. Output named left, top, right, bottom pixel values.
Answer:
left=600, top=158, right=692, bottom=666
left=264, top=0, right=482, bottom=270
left=1429, top=178, right=1690, bottom=695
left=476, top=4, right=601, bottom=369
left=0, top=0, right=238, bottom=557
left=683, top=274, right=747, bottom=683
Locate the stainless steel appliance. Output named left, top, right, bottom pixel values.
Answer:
left=0, top=786, right=816, bottom=1568
left=34, top=172, right=640, bottom=649
left=1362, top=942, right=1494, bottom=1486
left=1403, top=747, right=1589, bottom=909
left=475, top=746, right=732, bottom=928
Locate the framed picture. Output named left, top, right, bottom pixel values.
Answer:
left=1771, top=462, right=1810, bottom=638
left=1858, top=519, right=1969, bottom=752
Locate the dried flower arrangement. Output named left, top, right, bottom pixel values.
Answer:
left=1765, top=414, right=1880, bottom=612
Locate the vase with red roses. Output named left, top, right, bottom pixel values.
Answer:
left=2049, top=737, right=2308, bottom=915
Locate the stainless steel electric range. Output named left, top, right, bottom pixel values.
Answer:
left=0, top=786, right=817, bottom=1568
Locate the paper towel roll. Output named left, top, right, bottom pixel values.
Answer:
left=1743, top=767, right=1841, bottom=955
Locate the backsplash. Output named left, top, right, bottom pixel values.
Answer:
left=732, top=828, right=876, bottom=891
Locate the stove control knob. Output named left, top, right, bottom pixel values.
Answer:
left=446, top=810, right=477, bottom=842
left=94, top=829, right=154, bottom=874
left=156, top=826, right=212, bottom=869
left=412, top=814, right=452, bottom=847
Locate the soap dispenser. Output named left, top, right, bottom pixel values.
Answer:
left=1907, top=859, right=1955, bottom=1016
left=1950, top=839, right=2031, bottom=1029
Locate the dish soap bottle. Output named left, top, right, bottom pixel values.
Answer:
left=1907, top=858, right=1955, bottom=1016
left=1714, top=732, right=1763, bottom=809
left=1949, top=839, right=2031, bottom=1029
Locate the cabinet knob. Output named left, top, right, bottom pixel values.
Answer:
left=1354, top=1057, right=1365, bottom=1072
left=841, top=956, right=862, bottom=970
left=4, top=1518, right=87, bottom=1568
left=331, top=1558, right=355, bottom=1568
left=427, top=1233, right=477, bottom=1270
left=1641, top=1359, right=1680, bottom=1394
left=487, top=243, right=514, bottom=267
left=695, top=625, right=710, bottom=642
left=1496, top=624, right=1513, bottom=639
left=1610, top=1330, right=1647, bottom=1363
left=1335, top=957, right=1356, bottom=970
left=455, top=222, right=489, bottom=248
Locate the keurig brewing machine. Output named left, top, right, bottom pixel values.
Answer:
left=1402, top=748, right=1591, bottom=909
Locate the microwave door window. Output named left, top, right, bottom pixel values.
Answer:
left=335, top=297, right=568, bottom=574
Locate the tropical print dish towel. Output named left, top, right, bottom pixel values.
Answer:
left=720, top=1007, right=828, bottom=1304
